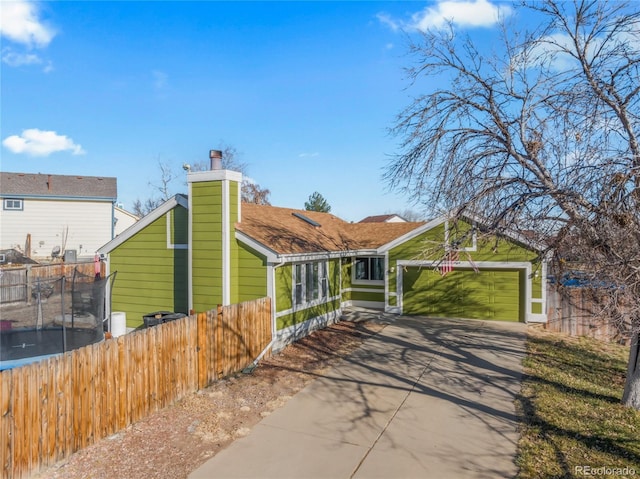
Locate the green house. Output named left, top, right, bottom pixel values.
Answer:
left=99, top=167, right=547, bottom=349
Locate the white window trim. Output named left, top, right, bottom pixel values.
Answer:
left=3, top=198, right=23, bottom=211
left=444, top=220, right=477, bottom=252
left=352, top=256, right=385, bottom=285
left=292, top=260, right=329, bottom=310
left=166, top=210, right=188, bottom=250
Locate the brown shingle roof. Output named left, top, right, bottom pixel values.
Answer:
left=0, top=172, right=117, bottom=199
left=237, top=203, right=423, bottom=255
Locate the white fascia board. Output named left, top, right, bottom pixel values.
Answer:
left=396, top=260, right=532, bottom=269
left=378, top=210, right=547, bottom=255
left=187, top=169, right=242, bottom=184
left=376, top=216, right=448, bottom=253
left=279, top=251, right=352, bottom=263
left=98, top=195, right=188, bottom=253
left=458, top=211, right=547, bottom=253
left=235, top=231, right=280, bottom=263
left=277, top=249, right=386, bottom=263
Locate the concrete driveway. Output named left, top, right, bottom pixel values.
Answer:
left=189, top=314, right=526, bottom=479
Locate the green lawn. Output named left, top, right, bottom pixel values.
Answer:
left=517, top=327, right=640, bottom=478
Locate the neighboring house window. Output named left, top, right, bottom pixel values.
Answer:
left=294, top=261, right=328, bottom=307
left=354, top=257, right=384, bottom=282
left=3, top=198, right=23, bottom=211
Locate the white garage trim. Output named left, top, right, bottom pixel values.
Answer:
left=392, top=260, right=547, bottom=323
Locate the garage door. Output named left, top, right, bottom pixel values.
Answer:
left=402, top=267, right=523, bottom=321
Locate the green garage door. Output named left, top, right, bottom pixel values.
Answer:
left=402, top=267, right=523, bottom=321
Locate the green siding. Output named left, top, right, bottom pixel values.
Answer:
left=191, top=182, right=223, bottom=311
left=171, top=207, right=188, bottom=244
left=387, top=219, right=542, bottom=320
left=277, top=298, right=341, bottom=330
left=275, top=265, right=293, bottom=313
left=229, top=185, right=240, bottom=303
left=110, top=206, right=188, bottom=328
left=237, top=241, right=267, bottom=302
left=351, top=291, right=385, bottom=302
left=191, top=180, right=239, bottom=312
left=341, top=259, right=352, bottom=302
left=403, top=268, right=523, bottom=321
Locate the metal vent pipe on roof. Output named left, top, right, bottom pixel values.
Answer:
left=210, top=149, right=223, bottom=170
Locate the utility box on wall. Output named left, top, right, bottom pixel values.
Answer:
left=63, top=250, right=77, bottom=262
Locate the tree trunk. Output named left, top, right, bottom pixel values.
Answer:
left=623, top=332, right=640, bottom=409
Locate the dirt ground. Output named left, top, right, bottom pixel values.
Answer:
left=33, top=319, right=386, bottom=479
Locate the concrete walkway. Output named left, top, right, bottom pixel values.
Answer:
left=189, top=315, right=526, bottom=479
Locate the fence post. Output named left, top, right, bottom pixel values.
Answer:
left=26, top=264, right=32, bottom=304
left=216, top=305, right=223, bottom=380
left=197, top=312, right=208, bottom=390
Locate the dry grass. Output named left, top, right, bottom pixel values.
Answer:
left=517, top=326, right=640, bottom=478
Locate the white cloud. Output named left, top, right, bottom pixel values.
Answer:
left=1, top=48, right=42, bottom=67
left=376, top=13, right=400, bottom=32
left=516, top=30, right=640, bottom=73
left=413, top=0, right=511, bottom=30
left=3, top=129, right=86, bottom=157
left=0, top=0, right=56, bottom=47
left=1, top=48, right=53, bottom=72
left=379, top=0, right=511, bottom=32
left=298, top=152, right=320, bottom=159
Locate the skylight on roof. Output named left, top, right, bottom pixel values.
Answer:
left=292, top=212, right=321, bottom=227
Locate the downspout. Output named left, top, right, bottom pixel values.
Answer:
left=243, top=257, right=285, bottom=373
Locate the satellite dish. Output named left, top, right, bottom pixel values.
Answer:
left=51, top=246, right=61, bottom=258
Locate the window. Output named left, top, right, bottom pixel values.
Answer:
left=294, top=261, right=328, bottom=307
left=3, top=198, right=23, bottom=211
left=354, top=257, right=385, bottom=282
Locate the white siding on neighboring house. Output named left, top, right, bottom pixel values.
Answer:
left=1, top=199, right=114, bottom=259
left=114, top=206, right=139, bottom=236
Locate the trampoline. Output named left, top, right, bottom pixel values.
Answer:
left=0, top=269, right=116, bottom=370
left=0, top=327, right=103, bottom=370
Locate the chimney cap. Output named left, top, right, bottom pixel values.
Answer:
left=209, top=149, right=223, bottom=160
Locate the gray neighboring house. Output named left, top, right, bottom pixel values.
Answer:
left=0, top=172, right=117, bottom=261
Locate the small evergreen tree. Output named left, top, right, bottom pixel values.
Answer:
left=304, top=192, right=331, bottom=213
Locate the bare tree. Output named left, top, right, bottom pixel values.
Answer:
left=191, top=143, right=271, bottom=205
left=133, top=158, right=177, bottom=216
left=132, top=197, right=163, bottom=217
left=133, top=144, right=272, bottom=215
left=386, top=0, right=640, bottom=408
left=242, top=181, right=271, bottom=205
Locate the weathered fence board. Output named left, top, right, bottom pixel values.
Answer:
left=546, top=286, right=631, bottom=344
left=0, top=263, right=101, bottom=305
left=0, top=296, right=271, bottom=479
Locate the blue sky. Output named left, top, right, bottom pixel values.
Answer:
left=1, top=0, right=511, bottom=222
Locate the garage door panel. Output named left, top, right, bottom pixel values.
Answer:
left=402, top=268, right=522, bottom=321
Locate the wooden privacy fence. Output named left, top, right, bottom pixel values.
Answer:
left=0, top=263, right=100, bottom=304
left=546, top=286, right=631, bottom=344
left=0, top=296, right=272, bottom=479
